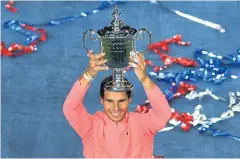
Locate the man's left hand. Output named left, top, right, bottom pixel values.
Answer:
left=129, top=52, right=148, bottom=83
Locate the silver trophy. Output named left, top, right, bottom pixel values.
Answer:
left=83, top=5, right=151, bottom=92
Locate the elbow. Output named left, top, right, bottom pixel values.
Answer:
left=152, top=105, right=172, bottom=130
left=63, top=104, right=68, bottom=119
left=63, top=103, right=74, bottom=122
left=154, top=114, right=171, bottom=131
left=63, top=100, right=71, bottom=118
left=165, top=104, right=172, bottom=121
left=161, top=104, right=172, bottom=127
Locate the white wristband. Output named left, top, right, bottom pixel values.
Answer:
left=83, top=70, right=94, bottom=81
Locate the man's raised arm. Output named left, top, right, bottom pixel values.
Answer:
left=141, top=77, right=172, bottom=134
left=63, top=51, right=109, bottom=138
left=63, top=76, right=93, bottom=139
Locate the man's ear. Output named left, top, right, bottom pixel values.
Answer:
left=128, top=96, right=133, bottom=103
left=100, top=97, right=104, bottom=105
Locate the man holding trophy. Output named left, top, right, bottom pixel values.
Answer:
left=63, top=5, right=171, bottom=158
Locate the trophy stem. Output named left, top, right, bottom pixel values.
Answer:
left=104, top=68, right=133, bottom=92
left=112, top=68, right=125, bottom=89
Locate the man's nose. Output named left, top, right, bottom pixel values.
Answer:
left=113, top=102, right=120, bottom=110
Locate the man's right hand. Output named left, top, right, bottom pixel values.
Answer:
left=87, top=50, right=109, bottom=77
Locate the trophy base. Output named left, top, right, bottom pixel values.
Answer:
left=104, top=80, right=133, bottom=92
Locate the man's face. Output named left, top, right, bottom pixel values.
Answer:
left=101, top=91, right=132, bottom=123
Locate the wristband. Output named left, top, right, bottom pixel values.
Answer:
left=83, top=69, right=95, bottom=81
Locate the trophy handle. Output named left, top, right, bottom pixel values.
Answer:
left=83, top=29, right=100, bottom=53
left=135, top=28, right=152, bottom=54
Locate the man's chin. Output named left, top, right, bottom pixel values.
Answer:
left=109, top=114, right=125, bottom=122
left=110, top=116, right=122, bottom=122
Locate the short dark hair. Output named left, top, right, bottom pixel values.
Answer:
left=100, top=75, right=132, bottom=99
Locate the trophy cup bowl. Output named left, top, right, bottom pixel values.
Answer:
left=83, top=5, right=151, bottom=92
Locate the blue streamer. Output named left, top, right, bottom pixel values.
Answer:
left=195, top=48, right=240, bottom=66
left=149, top=48, right=240, bottom=85
left=199, top=125, right=240, bottom=142
left=163, top=87, right=175, bottom=101
left=3, top=1, right=127, bottom=46
left=6, top=1, right=126, bottom=26
left=4, top=20, right=38, bottom=45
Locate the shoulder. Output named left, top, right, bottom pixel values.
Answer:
left=128, top=111, right=147, bottom=121
left=93, top=111, right=104, bottom=119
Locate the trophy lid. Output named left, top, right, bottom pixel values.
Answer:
left=97, top=5, right=137, bottom=37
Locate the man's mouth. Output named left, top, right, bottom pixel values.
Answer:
left=110, top=111, right=122, bottom=118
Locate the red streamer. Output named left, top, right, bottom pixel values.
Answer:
left=160, top=54, right=198, bottom=67
left=5, top=0, right=17, bottom=12
left=136, top=101, right=150, bottom=113
left=1, top=24, right=46, bottom=57
left=170, top=109, right=193, bottom=131
left=20, top=24, right=47, bottom=43
left=149, top=35, right=190, bottom=53
left=1, top=42, right=36, bottom=57
left=148, top=35, right=197, bottom=69
left=173, top=82, right=197, bottom=98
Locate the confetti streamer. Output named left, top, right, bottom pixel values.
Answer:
left=169, top=108, right=193, bottom=131
left=136, top=100, right=151, bottom=114
left=149, top=35, right=191, bottom=53
left=194, top=48, right=240, bottom=83
left=159, top=54, right=198, bottom=67
left=198, top=125, right=240, bottom=142
left=158, top=108, right=194, bottom=132
left=125, top=35, right=196, bottom=73
left=148, top=35, right=197, bottom=68
left=149, top=71, right=196, bottom=85
left=191, top=102, right=238, bottom=128
left=185, top=89, right=226, bottom=101
left=149, top=62, right=238, bottom=85
left=172, top=82, right=197, bottom=98
left=228, top=91, right=240, bottom=110
left=148, top=40, right=239, bottom=85
left=193, top=104, right=240, bottom=141
left=195, top=48, right=240, bottom=66
left=1, top=22, right=46, bottom=56
left=5, top=0, right=17, bottom=13
left=2, top=1, right=126, bottom=57
left=1, top=42, right=37, bottom=57
left=6, top=1, right=126, bottom=26
left=150, top=1, right=226, bottom=33
left=158, top=126, right=175, bottom=132
left=140, top=91, right=240, bottom=139
left=3, top=20, right=36, bottom=45
left=3, top=21, right=47, bottom=45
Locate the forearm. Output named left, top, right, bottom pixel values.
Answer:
left=141, top=76, right=155, bottom=91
